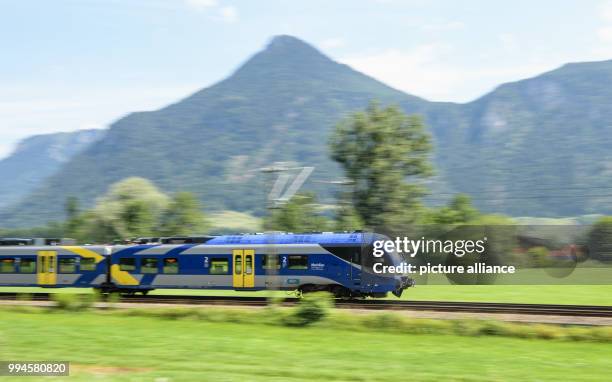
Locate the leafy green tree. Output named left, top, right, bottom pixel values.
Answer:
left=0, top=221, right=65, bottom=239
left=64, top=196, right=83, bottom=238
left=65, top=196, right=79, bottom=220
left=86, top=177, right=170, bottom=240
left=587, top=216, right=612, bottom=261
left=264, top=193, right=330, bottom=232
left=334, top=204, right=364, bottom=232
left=425, top=194, right=480, bottom=225
left=121, top=199, right=157, bottom=238
left=329, top=102, right=432, bottom=232
left=157, top=192, right=208, bottom=236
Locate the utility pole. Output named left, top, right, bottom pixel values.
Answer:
left=258, top=162, right=315, bottom=296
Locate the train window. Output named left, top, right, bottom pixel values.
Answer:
left=234, top=256, right=242, bottom=275
left=141, top=258, right=158, bottom=274
left=0, top=258, right=15, bottom=273
left=119, top=258, right=136, bottom=271
left=321, top=245, right=361, bottom=264
left=19, top=258, right=36, bottom=273
left=262, top=255, right=280, bottom=270
left=59, top=258, right=76, bottom=273
left=210, top=258, right=228, bottom=275
left=352, top=250, right=361, bottom=264
left=49, top=255, right=56, bottom=272
left=163, top=258, right=179, bottom=274
left=245, top=255, right=253, bottom=274
left=288, top=255, right=308, bottom=269
left=80, top=258, right=96, bottom=271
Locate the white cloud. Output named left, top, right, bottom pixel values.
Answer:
left=340, top=43, right=555, bottom=102
left=342, top=44, right=461, bottom=100
left=219, top=6, right=238, bottom=23
left=185, top=0, right=237, bottom=23
left=320, top=37, right=345, bottom=49
left=185, top=0, right=218, bottom=11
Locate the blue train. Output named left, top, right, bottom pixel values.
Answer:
left=0, top=232, right=414, bottom=298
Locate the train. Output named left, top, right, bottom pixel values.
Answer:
left=0, top=232, right=414, bottom=298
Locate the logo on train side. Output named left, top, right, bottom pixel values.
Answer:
left=311, top=262, right=325, bottom=270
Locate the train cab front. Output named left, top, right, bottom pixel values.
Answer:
left=366, top=233, right=416, bottom=298
left=392, top=275, right=415, bottom=297
left=387, top=250, right=415, bottom=297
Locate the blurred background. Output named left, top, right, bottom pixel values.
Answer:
left=3, top=1, right=612, bottom=240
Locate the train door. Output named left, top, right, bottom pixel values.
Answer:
left=232, top=249, right=243, bottom=288
left=37, top=251, right=57, bottom=286
left=243, top=250, right=254, bottom=287
left=232, top=249, right=255, bottom=289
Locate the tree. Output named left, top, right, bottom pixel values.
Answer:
left=329, top=102, right=432, bottom=232
left=587, top=216, right=612, bottom=262
left=87, top=177, right=170, bottom=240
left=264, top=193, right=330, bottom=232
left=64, top=196, right=83, bottom=238
left=334, top=204, right=364, bottom=232
left=65, top=196, right=80, bottom=220
left=157, top=192, right=208, bottom=236
left=426, top=194, right=480, bottom=225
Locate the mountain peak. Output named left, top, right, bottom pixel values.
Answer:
left=259, top=34, right=330, bottom=62
left=267, top=35, right=314, bottom=49
left=225, top=34, right=341, bottom=84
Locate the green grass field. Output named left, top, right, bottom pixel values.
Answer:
left=4, top=284, right=612, bottom=306
left=1, top=309, right=611, bottom=381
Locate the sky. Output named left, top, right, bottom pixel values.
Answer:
left=1, top=0, right=612, bottom=158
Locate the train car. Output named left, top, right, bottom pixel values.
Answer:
left=0, top=244, right=109, bottom=288
left=0, top=232, right=414, bottom=298
left=107, top=232, right=413, bottom=297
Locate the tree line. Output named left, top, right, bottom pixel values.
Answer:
left=2, top=101, right=612, bottom=261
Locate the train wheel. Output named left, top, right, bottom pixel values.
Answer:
left=329, top=285, right=350, bottom=299
left=298, top=284, right=316, bottom=295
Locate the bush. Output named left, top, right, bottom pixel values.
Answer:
left=527, top=246, right=551, bottom=268
left=52, top=293, right=97, bottom=311
left=283, top=292, right=334, bottom=327
left=16, top=293, right=33, bottom=301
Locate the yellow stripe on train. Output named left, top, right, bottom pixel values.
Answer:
left=60, top=246, right=105, bottom=263
left=110, top=264, right=139, bottom=285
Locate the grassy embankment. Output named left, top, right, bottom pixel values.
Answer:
left=1, top=305, right=612, bottom=382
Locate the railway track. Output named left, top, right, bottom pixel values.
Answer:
left=2, top=292, right=612, bottom=317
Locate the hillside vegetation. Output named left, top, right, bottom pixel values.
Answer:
left=4, top=36, right=612, bottom=226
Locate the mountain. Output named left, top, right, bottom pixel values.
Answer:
left=0, top=129, right=102, bottom=209
left=0, top=36, right=430, bottom=226
left=3, top=35, right=612, bottom=226
left=430, top=60, right=612, bottom=216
